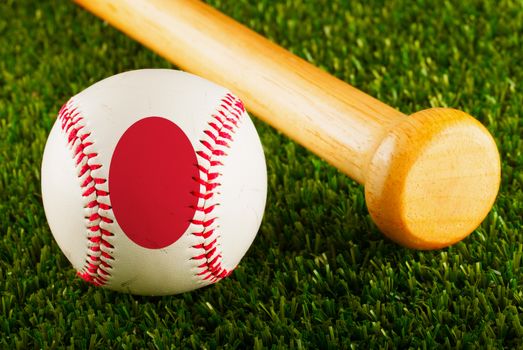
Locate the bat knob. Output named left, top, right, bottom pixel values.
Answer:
left=364, top=108, right=501, bottom=249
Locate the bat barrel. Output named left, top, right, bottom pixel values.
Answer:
left=74, top=0, right=405, bottom=184
left=365, top=108, right=500, bottom=249
left=75, top=0, right=501, bottom=249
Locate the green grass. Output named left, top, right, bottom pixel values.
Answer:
left=1, top=0, right=522, bottom=348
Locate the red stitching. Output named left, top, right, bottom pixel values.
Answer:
left=190, top=93, right=245, bottom=283
left=192, top=228, right=215, bottom=239
left=58, top=100, right=115, bottom=287
left=191, top=191, right=214, bottom=200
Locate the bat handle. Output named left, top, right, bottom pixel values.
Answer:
left=75, top=0, right=501, bottom=249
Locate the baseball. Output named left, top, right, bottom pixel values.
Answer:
left=41, top=69, right=267, bottom=296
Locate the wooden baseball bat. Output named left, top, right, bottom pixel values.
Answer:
left=74, top=0, right=501, bottom=249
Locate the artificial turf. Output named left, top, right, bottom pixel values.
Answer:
left=1, top=0, right=522, bottom=348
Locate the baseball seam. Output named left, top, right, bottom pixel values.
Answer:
left=58, top=100, right=115, bottom=286
left=59, top=92, right=245, bottom=289
left=190, top=92, right=245, bottom=283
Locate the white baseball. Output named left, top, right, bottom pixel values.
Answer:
left=41, top=69, right=267, bottom=296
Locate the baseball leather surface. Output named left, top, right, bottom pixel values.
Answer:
left=41, top=69, right=267, bottom=295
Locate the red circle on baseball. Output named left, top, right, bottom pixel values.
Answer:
left=109, top=117, right=199, bottom=249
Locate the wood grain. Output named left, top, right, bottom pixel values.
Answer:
left=74, top=0, right=501, bottom=249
